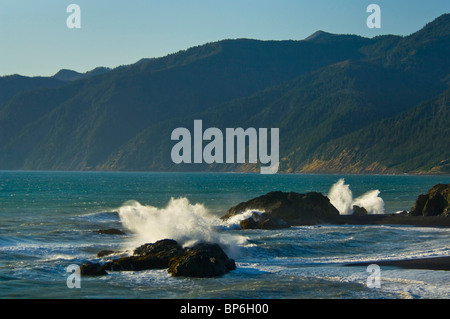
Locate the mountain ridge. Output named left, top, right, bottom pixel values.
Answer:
left=0, top=13, right=449, bottom=174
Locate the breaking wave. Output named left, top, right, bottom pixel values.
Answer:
left=328, top=178, right=385, bottom=215
left=117, top=197, right=248, bottom=257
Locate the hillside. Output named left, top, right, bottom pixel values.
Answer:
left=302, top=88, right=450, bottom=174
left=0, top=14, right=449, bottom=174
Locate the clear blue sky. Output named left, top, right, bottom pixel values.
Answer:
left=1, top=0, right=449, bottom=77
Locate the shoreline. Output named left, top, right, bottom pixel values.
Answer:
left=346, top=256, right=450, bottom=271
left=1, top=170, right=449, bottom=177
left=331, top=215, right=450, bottom=228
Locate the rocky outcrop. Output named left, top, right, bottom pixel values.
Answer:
left=97, top=250, right=115, bottom=257
left=222, top=191, right=340, bottom=227
left=80, top=262, right=108, bottom=276
left=100, top=239, right=236, bottom=278
left=410, top=184, right=450, bottom=216
left=352, top=205, right=368, bottom=216
left=102, top=239, right=184, bottom=271
left=133, top=239, right=184, bottom=257
left=240, top=212, right=289, bottom=230
left=168, top=243, right=236, bottom=278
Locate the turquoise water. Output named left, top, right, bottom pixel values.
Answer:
left=0, top=171, right=449, bottom=299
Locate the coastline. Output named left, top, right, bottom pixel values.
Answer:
left=332, top=215, right=450, bottom=228
left=346, top=256, right=450, bottom=271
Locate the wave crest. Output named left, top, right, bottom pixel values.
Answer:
left=328, top=179, right=385, bottom=215
left=117, top=197, right=247, bottom=257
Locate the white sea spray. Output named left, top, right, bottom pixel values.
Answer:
left=117, top=197, right=248, bottom=257
left=328, top=178, right=385, bottom=215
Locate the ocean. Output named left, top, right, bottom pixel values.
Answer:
left=0, top=171, right=449, bottom=299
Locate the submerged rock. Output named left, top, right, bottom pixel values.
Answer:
left=168, top=243, right=236, bottom=278
left=97, top=250, right=115, bottom=258
left=410, top=184, right=450, bottom=217
left=222, top=191, right=340, bottom=226
left=94, top=228, right=126, bottom=235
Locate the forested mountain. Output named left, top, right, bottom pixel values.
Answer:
left=0, top=14, right=449, bottom=174
left=305, top=88, right=450, bottom=174
left=52, top=67, right=111, bottom=82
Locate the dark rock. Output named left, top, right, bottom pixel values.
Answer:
left=240, top=212, right=289, bottom=229
left=97, top=239, right=238, bottom=277
left=102, top=239, right=184, bottom=271
left=95, top=228, right=126, bottom=235
left=346, top=256, right=450, bottom=271
left=168, top=243, right=236, bottom=278
left=336, top=214, right=450, bottom=227
left=240, top=216, right=260, bottom=229
left=352, top=205, right=368, bottom=216
left=259, top=216, right=289, bottom=229
left=410, top=184, right=450, bottom=217
left=133, top=239, right=183, bottom=256
left=80, top=262, right=108, bottom=276
left=97, top=250, right=115, bottom=257
left=103, top=255, right=170, bottom=271
left=222, top=191, right=340, bottom=226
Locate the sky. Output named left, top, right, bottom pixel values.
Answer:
left=0, top=0, right=449, bottom=77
